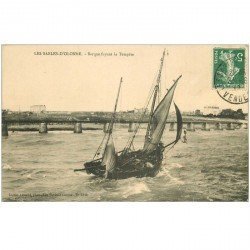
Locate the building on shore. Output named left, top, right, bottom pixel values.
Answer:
left=126, top=108, right=149, bottom=114
left=194, top=109, right=203, bottom=116
left=203, top=106, right=221, bottom=116
left=182, top=111, right=195, bottom=116
left=30, top=105, right=46, bottom=113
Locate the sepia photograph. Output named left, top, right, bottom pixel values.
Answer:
left=1, top=1, right=250, bottom=250
left=1, top=45, right=248, bottom=201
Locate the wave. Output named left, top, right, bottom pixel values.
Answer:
left=34, top=170, right=48, bottom=174
left=158, top=165, right=184, bottom=185
left=26, top=174, right=33, bottom=179
left=25, top=140, right=63, bottom=146
left=162, top=159, right=185, bottom=169
left=169, top=162, right=185, bottom=169
left=121, top=181, right=150, bottom=198
left=166, top=172, right=184, bottom=185
left=2, top=163, right=12, bottom=170
left=172, top=153, right=192, bottom=158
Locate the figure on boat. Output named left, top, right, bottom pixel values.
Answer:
left=76, top=50, right=183, bottom=179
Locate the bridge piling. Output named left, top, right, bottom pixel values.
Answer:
left=187, top=122, right=195, bottom=131
left=2, top=123, right=8, bottom=136
left=201, top=122, right=210, bottom=131
left=226, top=123, right=235, bottom=130
left=169, top=122, right=175, bottom=131
left=235, top=124, right=242, bottom=129
left=215, top=123, right=223, bottom=130
left=74, top=122, right=82, bottom=133
left=103, top=123, right=110, bottom=133
left=128, top=122, right=135, bottom=132
left=39, top=123, right=48, bottom=133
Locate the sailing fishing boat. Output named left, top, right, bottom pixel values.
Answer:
left=77, top=50, right=183, bottom=179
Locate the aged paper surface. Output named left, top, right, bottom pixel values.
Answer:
left=1, top=45, right=248, bottom=201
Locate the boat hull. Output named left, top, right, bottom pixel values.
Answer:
left=84, top=148, right=163, bottom=179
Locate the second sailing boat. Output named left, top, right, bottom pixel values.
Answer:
left=79, top=50, right=183, bottom=179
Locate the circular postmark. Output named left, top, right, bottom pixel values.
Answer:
left=213, top=48, right=248, bottom=104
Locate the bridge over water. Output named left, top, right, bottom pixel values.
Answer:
left=2, top=114, right=248, bottom=136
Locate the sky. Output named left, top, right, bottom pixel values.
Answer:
left=2, top=45, right=248, bottom=113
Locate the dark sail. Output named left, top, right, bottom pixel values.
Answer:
left=164, top=102, right=183, bottom=149
left=174, top=102, right=183, bottom=144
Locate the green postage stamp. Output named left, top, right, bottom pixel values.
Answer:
left=213, top=48, right=246, bottom=88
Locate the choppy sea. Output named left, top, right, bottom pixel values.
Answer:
left=2, top=124, right=248, bottom=201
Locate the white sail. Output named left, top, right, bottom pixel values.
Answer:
left=143, top=78, right=180, bottom=152
left=102, top=136, right=117, bottom=177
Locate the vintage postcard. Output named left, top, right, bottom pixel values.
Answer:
left=1, top=45, right=248, bottom=201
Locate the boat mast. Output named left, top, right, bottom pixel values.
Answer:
left=108, top=77, right=122, bottom=134
left=93, top=77, right=122, bottom=159
left=145, top=49, right=165, bottom=140
left=103, top=77, right=122, bottom=151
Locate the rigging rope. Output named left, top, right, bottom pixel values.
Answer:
left=93, top=133, right=107, bottom=159
left=124, top=78, right=156, bottom=151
